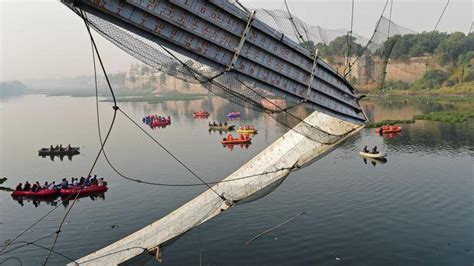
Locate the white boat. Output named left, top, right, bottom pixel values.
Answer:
left=359, top=151, right=386, bottom=159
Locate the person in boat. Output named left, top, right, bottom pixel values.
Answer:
left=36, top=181, right=42, bottom=191
left=90, top=175, right=98, bottom=186
left=73, top=178, right=80, bottom=187
left=50, top=145, right=54, bottom=151
left=84, top=176, right=91, bottom=187
left=24, top=181, right=31, bottom=191
left=55, top=145, right=59, bottom=151
left=67, top=144, right=71, bottom=151
left=15, top=183, right=23, bottom=191
left=48, top=181, right=56, bottom=190
left=219, top=122, right=222, bottom=127
left=363, top=145, right=369, bottom=153
left=80, top=176, right=85, bottom=186
left=227, top=134, right=233, bottom=141
left=224, top=121, right=227, bottom=126
left=371, top=146, right=378, bottom=154
left=61, top=178, right=69, bottom=189
left=31, top=182, right=39, bottom=192
left=43, top=181, right=49, bottom=190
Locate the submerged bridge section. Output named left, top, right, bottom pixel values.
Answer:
left=63, top=0, right=366, bottom=124
left=61, top=0, right=368, bottom=264
left=69, top=110, right=364, bottom=266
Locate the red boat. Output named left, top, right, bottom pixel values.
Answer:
left=60, top=185, right=108, bottom=196
left=151, top=119, right=171, bottom=127
left=193, top=111, right=210, bottom=117
left=376, top=125, right=402, bottom=133
left=11, top=189, right=58, bottom=198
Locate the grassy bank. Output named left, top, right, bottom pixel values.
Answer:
left=362, top=82, right=474, bottom=103
left=367, top=110, right=474, bottom=127
left=41, top=89, right=209, bottom=104
left=413, top=110, right=474, bottom=123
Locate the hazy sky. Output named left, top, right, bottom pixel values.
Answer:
left=0, top=0, right=472, bottom=82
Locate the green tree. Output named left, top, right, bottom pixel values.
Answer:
left=435, top=32, right=468, bottom=65
left=413, top=70, right=449, bottom=90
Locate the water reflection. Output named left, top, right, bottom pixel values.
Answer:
left=222, top=143, right=252, bottom=151
left=362, top=157, right=388, bottom=167
left=379, top=131, right=402, bottom=139
left=1, top=95, right=473, bottom=265
left=11, top=193, right=106, bottom=208
left=39, top=153, right=79, bottom=161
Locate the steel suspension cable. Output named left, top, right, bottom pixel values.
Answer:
left=43, top=12, right=119, bottom=265
left=344, top=0, right=390, bottom=77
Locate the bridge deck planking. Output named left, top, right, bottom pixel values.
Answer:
left=127, top=0, right=360, bottom=110
left=77, top=0, right=365, bottom=122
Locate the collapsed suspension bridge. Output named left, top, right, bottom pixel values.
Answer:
left=58, top=0, right=368, bottom=264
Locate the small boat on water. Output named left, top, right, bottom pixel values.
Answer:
left=359, top=151, right=386, bottom=159
left=38, top=146, right=80, bottom=156
left=193, top=111, right=210, bottom=118
left=237, top=125, right=257, bottom=134
left=209, top=125, right=235, bottom=131
left=11, top=189, right=58, bottom=198
left=237, top=129, right=257, bottom=134
left=221, top=134, right=252, bottom=145
left=143, top=115, right=171, bottom=128
left=376, top=125, right=402, bottom=133
left=226, top=112, right=241, bottom=118
left=60, top=185, right=108, bottom=196
left=150, top=119, right=171, bottom=127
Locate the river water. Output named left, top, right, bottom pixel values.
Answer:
left=0, top=94, right=472, bottom=265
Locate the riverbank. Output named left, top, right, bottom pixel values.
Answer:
left=39, top=88, right=209, bottom=104
left=101, top=93, right=208, bottom=104
left=366, top=110, right=474, bottom=127
left=362, top=82, right=474, bottom=103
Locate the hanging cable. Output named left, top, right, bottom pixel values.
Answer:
left=284, top=0, right=307, bottom=47
left=345, top=0, right=355, bottom=76
left=426, top=0, right=450, bottom=70
left=380, top=0, right=395, bottom=93
left=43, top=11, right=120, bottom=265
left=387, top=0, right=394, bottom=39
left=344, top=0, right=390, bottom=77
left=0, top=257, right=23, bottom=266
left=0, top=232, right=57, bottom=256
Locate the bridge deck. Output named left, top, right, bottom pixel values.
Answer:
left=69, top=110, right=363, bottom=265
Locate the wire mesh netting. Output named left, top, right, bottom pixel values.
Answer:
left=71, top=6, right=349, bottom=145
left=66, top=0, right=423, bottom=141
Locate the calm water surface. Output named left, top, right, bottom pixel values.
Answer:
left=0, top=95, right=473, bottom=265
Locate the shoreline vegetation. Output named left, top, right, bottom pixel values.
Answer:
left=362, top=81, right=474, bottom=103
left=366, top=110, right=474, bottom=127
left=101, top=93, right=208, bottom=104
left=38, top=88, right=208, bottom=104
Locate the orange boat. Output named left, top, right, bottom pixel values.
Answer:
left=376, top=125, right=402, bottom=133
left=221, top=134, right=251, bottom=145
